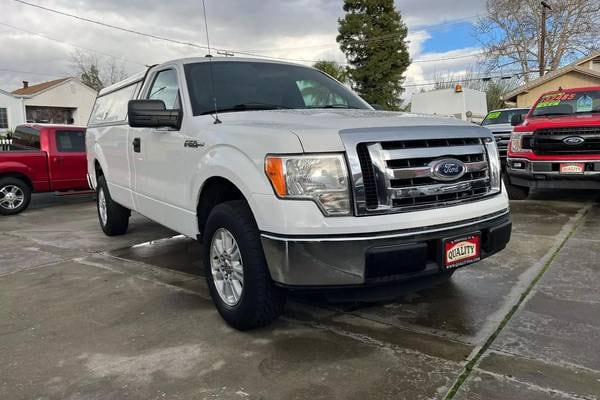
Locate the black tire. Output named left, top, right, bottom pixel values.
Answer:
left=506, top=180, right=530, bottom=200
left=96, top=176, right=130, bottom=236
left=0, top=177, right=32, bottom=215
left=203, top=200, right=286, bottom=330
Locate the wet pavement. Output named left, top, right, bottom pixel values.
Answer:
left=1, top=191, right=599, bottom=399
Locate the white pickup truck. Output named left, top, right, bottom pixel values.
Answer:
left=86, top=57, right=511, bottom=330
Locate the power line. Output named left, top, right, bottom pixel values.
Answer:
left=10, top=0, right=210, bottom=50
left=0, top=21, right=145, bottom=67
left=10, top=0, right=489, bottom=66
left=0, top=68, right=63, bottom=77
left=404, top=72, right=528, bottom=88
left=413, top=52, right=482, bottom=63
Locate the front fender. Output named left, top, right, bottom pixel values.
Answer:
left=191, top=144, right=274, bottom=211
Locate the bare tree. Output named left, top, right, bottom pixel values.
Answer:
left=71, top=51, right=128, bottom=91
left=476, top=0, right=600, bottom=81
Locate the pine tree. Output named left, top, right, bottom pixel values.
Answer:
left=337, top=0, right=410, bottom=110
left=312, top=61, right=349, bottom=83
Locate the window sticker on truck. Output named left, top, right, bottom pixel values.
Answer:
left=540, top=93, right=576, bottom=102
left=486, top=111, right=501, bottom=119
left=536, top=100, right=561, bottom=108
left=576, top=95, right=594, bottom=113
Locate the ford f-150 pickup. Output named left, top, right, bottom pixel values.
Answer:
left=507, top=86, right=600, bottom=199
left=86, top=58, right=511, bottom=330
left=0, top=124, right=88, bottom=215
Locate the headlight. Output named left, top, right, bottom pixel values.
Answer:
left=484, top=138, right=502, bottom=193
left=510, top=131, right=533, bottom=153
left=265, top=154, right=351, bottom=216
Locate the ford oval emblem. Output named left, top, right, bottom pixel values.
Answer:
left=430, top=158, right=467, bottom=181
left=563, top=136, right=585, bottom=145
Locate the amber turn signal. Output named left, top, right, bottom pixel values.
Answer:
left=265, top=157, right=286, bottom=197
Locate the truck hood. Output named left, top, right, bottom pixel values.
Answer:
left=522, top=113, right=600, bottom=131
left=218, top=109, right=483, bottom=151
left=483, top=123, right=513, bottom=134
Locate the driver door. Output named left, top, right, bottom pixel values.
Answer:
left=131, top=66, right=200, bottom=235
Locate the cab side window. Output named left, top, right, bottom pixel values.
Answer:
left=56, top=130, right=86, bottom=153
left=148, top=69, right=181, bottom=110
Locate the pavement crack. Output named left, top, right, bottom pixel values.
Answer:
left=443, top=202, right=593, bottom=400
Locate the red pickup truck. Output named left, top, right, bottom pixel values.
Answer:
left=506, top=86, right=600, bottom=199
left=0, top=124, right=89, bottom=215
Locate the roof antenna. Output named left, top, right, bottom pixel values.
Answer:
left=202, top=0, right=221, bottom=124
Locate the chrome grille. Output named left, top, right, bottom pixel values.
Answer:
left=492, top=131, right=511, bottom=158
left=341, top=127, right=498, bottom=216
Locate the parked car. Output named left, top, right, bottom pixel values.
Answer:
left=482, top=108, right=530, bottom=166
left=86, top=58, right=511, bottom=330
left=0, top=124, right=88, bottom=215
left=506, top=87, right=600, bottom=199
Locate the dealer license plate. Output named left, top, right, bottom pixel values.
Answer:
left=444, top=233, right=481, bottom=269
left=560, top=163, right=585, bottom=174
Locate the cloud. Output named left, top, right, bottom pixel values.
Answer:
left=0, top=0, right=487, bottom=96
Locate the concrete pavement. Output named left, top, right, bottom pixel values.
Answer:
left=0, top=191, right=599, bottom=399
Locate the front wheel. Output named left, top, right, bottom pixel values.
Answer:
left=0, top=177, right=31, bottom=215
left=203, top=200, right=286, bottom=330
left=96, top=176, right=130, bottom=236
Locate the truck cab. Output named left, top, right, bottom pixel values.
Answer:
left=506, top=87, right=600, bottom=199
left=0, top=124, right=88, bottom=215
left=86, top=58, right=511, bottom=330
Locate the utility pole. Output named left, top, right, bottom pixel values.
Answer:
left=539, top=1, right=553, bottom=77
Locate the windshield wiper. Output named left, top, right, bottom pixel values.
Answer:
left=308, top=104, right=360, bottom=109
left=201, top=102, right=291, bottom=115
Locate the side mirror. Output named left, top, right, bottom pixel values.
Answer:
left=128, top=100, right=182, bottom=130
left=371, top=104, right=383, bottom=110
left=511, top=114, right=524, bottom=126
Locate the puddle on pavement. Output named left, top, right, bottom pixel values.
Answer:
left=108, top=235, right=204, bottom=276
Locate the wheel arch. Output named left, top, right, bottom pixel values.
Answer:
left=0, top=172, right=34, bottom=190
left=196, top=176, right=249, bottom=242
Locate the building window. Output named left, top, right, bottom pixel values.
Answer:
left=0, top=108, right=8, bottom=129
left=25, top=106, right=75, bottom=124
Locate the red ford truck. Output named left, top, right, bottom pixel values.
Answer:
left=506, top=87, right=600, bottom=199
left=0, top=124, right=89, bottom=215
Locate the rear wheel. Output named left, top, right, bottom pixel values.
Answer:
left=0, top=177, right=31, bottom=215
left=203, top=200, right=286, bottom=330
left=506, top=180, right=530, bottom=200
left=97, top=176, right=130, bottom=236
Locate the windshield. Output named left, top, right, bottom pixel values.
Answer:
left=184, top=61, right=370, bottom=116
left=481, top=109, right=529, bottom=126
left=531, top=90, right=600, bottom=117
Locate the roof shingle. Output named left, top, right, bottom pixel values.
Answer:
left=11, top=78, right=71, bottom=96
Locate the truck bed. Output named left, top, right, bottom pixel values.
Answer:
left=0, top=147, right=51, bottom=192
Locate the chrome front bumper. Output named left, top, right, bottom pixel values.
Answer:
left=261, top=210, right=511, bottom=287
left=507, top=158, right=600, bottom=189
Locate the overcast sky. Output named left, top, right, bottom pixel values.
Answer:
left=0, top=0, right=488, bottom=98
